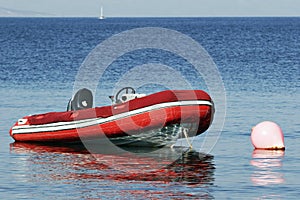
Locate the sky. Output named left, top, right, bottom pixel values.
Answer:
left=0, top=0, right=299, bottom=17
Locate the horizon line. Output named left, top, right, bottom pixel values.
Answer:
left=1, top=15, right=300, bottom=18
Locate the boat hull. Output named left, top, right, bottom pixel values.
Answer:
left=10, top=90, right=214, bottom=145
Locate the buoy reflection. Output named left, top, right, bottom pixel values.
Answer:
left=251, top=149, right=285, bottom=186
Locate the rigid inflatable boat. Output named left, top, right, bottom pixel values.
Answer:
left=10, top=88, right=214, bottom=146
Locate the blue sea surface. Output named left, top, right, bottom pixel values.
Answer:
left=0, top=17, right=299, bottom=199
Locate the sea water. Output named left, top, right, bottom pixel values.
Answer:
left=0, top=17, right=299, bottom=199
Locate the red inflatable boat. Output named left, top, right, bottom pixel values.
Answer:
left=10, top=88, right=214, bottom=146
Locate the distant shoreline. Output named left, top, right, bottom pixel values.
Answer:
left=0, top=16, right=299, bottom=18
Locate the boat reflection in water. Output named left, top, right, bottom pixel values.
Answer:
left=251, top=149, right=285, bottom=186
left=10, top=142, right=215, bottom=185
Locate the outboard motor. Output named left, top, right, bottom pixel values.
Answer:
left=67, top=88, right=93, bottom=111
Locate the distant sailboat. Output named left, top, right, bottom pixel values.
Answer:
left=99, top=6, right=105, bottom=20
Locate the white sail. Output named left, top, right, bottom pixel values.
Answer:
left=99, top=6, right=104, bottom=19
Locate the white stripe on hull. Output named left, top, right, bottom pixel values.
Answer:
left=12, top=100, right=213, bottom=134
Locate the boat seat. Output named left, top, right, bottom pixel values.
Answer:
left=67, top=88, right=93, bottom=111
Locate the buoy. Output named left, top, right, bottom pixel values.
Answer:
left=251, top=121, right=285, bottom=150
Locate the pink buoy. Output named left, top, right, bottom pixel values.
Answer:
left=251, top=121, right=285, bottom=150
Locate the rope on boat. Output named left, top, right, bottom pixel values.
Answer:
left=170, top=127, right=193, bottom=149
left=183, top=128, right=193, bottom=149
